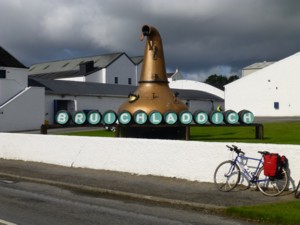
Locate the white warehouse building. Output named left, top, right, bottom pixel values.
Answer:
left=225, top=52, right=300, bottom=117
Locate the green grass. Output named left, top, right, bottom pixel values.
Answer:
left=61, top=122, right=300, bottom=145
left=225, top=201, right=300, bottom=225
left=190, top=122, right=300, bottom=144
left=62, top=129, right=115, bottom=137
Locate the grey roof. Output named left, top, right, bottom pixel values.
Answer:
left=30, top=70, right=82, bottom=80
left=167, top=69, right=184, bottom=80
left=29, top=52, right=132, bottom=76
left=166, top=72, right=174, bottom=78
left=29, top=78, right=223, bottom=102
left=174, top=89, right=223, bottom=101
left=29, top=78, right=136, bottom=96
left=243, top=61, right=275, bottom=70
left=130, top=56, right=143, bottom=65
left=0, top=46, right=27, bottom=68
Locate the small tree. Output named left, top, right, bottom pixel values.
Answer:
left=205, top=74, right=239, bottom=90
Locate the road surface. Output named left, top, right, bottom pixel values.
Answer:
left=0, top=179, right=258, bottom=225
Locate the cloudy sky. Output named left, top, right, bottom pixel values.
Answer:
left=1, top=0, right=300, bottom=81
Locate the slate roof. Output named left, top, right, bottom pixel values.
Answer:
left=0, top=46, right=27, bottom=68
left=30, top=70, right=81, bottom=80
left=130, top=56, right=143, bottom=65
left=29, top=52, right=133, bottom=78
left=29, top=78, right=136, bottom=96
left=29, top=78, right=223, bottom=102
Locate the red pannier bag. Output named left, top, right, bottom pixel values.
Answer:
left=263, top=153, right=280, bottom=177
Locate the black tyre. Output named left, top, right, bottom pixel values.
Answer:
left=214, top=160, right=241, bottom=192
left=256, top=166, right=289, bottom=197
left=295, top=180, right=300, bottom=198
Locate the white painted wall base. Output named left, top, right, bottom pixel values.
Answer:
left=0, top=133, right=299, bottom=188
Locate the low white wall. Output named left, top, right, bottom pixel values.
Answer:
left=0, top=133, right=299, bottom=188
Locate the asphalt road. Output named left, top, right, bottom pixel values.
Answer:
left=0, top=179, right=259, bottom=225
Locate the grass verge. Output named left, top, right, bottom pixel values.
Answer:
left=61, top=122, right=300, bottom=145
left=225, top=201, right=300, bottom=225
left=62, top=129, right=115, bottom=137
left=190, top=121, right=300, bottom=144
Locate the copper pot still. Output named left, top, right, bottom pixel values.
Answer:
left=117, top=25, right=188, bottom=139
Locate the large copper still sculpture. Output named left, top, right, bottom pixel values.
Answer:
left=117, top=25, right=188, bottom=139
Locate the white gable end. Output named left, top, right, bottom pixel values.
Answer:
left=225, top=52, right=300, bottom=116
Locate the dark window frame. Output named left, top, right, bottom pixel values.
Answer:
left=0, top=69, right=6, bottom=78
left=114, top=77, right=118, bottom=84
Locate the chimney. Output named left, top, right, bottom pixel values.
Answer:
left=79, top=61, right=94, bottom=75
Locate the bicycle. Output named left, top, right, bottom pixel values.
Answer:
left=214, top=145, right=289, bottom=196
left=295, top=180, right=300, bottom=198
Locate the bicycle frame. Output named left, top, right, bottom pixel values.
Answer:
left=233, top=154, right=264, bottom=182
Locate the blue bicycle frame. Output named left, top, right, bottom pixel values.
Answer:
left=233, top=154, right=264, bottom=182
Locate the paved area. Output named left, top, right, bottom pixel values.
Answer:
left=0, top=159, right=294, bottom=211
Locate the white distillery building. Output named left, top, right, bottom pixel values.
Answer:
left=0, top=47, right=223, bottom=131
left=0, top=46, right=44, bottom=132
left=29, top=53, right=143, bottom=86
left=29, top=55, right=224, bottom=125
left=29, top=78, right=224, bottom=125
left=225, top=52, right=300, bottom=117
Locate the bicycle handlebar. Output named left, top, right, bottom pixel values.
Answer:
left=226, top=145, right=271, bottom=156
left=258, top=151, right=270, bottom=155
left=226, top=145, right=245, bottom=155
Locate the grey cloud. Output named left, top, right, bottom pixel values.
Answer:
left=1, top=0, right=300, bottom=80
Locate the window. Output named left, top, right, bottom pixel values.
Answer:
left=274, top=102, right=279, bottom=110
left=128, top=78, right=132, bottom=85
left=114, top=77, right=118, bottom=84
left=0, top=70, right=6, bottom=78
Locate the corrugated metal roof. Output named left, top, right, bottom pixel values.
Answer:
left=29, top=52, right=125, bottom=75
left=0, top=46, right=27, bottom=68
left=29, top=78, right=223, bottom=101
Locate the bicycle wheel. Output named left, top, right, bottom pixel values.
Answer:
left=295, top=180, right=300, bottom=198
left=214, top=160, right=241, bottom=192
left=256, top=166, right=289, bottom=196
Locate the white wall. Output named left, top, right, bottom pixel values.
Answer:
left=105, top=55, right=136, bottom=85
left=185, top=99, right=222, bottom=113
left=225, top=52, right=300, bottom=116
left=57, top=77, right=85, bottom=82
left=0, top=133, right=299, bottom=189
left=0, top=67, right=29, bottom=105
left=0, top=79, right=24, bottom=105
left=169, top=80, right=224, bottom=113
left=136, top=63, right=142, bottom=85
left=4, top=67, right=28, bottom=87
left=0, top=87, right=45, bottom=132
left=85, top=69, right=106, bottom=83
left=85, top=55, right=136, bottom=85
